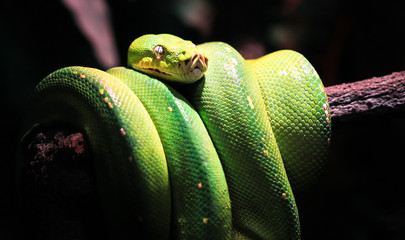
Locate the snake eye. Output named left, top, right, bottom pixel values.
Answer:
left=154, top=45, right=165, bottom=59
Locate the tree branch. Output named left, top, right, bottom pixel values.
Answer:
left=325, top=71, right=405, bottom=126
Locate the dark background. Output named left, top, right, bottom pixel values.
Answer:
left=1, top=0, right=405, bottom=239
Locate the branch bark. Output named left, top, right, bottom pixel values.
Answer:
left=325, top=71, right=405, bottom=126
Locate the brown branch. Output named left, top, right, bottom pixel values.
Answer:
left=325, top=71, right=405, bottom=126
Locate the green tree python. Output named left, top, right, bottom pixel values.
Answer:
left=18, top=34, right=331, bottom=239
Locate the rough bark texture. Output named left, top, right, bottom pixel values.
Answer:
left=19, top=130, right=107, bottom=240
left=326, top=71, right=405, bottom=126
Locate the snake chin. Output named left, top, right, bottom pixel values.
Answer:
left=192, top=68, right=202, bottom=75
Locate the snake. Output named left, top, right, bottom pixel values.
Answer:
left=18, top=34, right=331, bottom=239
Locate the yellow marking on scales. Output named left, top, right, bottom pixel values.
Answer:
left=80, top=74, right=86, bottom=79
left=202, top=218, right=209, bottom=224
left=263, top=149, right=269, bottom=156
left=247, top=96, right=254, bottom=109
left=168, top=106, right=173, bottom=112
left=281, top=193, right=287, bottom=199
left=323, top=103, right=328, bottom=111
left=120, top=128, right=126, bottom=136
left=99, top=89, right=104, bottom=95
left=323, top=103, right=330, bottom=124
left=139, top=57, right=153, bottom=67
left=102, top=96, right=113, bottom=109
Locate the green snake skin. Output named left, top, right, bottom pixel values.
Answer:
left=18, top=34, right=331, bottom=240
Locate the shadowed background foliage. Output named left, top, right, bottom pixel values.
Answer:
left=1, top=0, right=405, bottom=239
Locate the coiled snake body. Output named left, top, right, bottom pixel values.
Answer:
left=19, top=34, right=331, bottom=239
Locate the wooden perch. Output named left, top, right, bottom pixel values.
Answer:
left=22, top=71, right=405, bottom=163
left=22, top=71, right=405, bottom=162
left=325, top=71, right=405, bottom=126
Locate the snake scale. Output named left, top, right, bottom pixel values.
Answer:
left=18, top=34, right=331, bottom=239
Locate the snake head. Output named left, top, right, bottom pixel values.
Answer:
left=128, top=34, right=208, bottom=83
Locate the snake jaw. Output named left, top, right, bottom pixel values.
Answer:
left=135, top=52, right=208, bottom=83
left=180, top=52, right=208, bottom=80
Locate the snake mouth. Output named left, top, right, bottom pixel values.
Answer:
left=180, top=52, right=208, bottom=77
left=144, top=67, right=170, bottom=76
